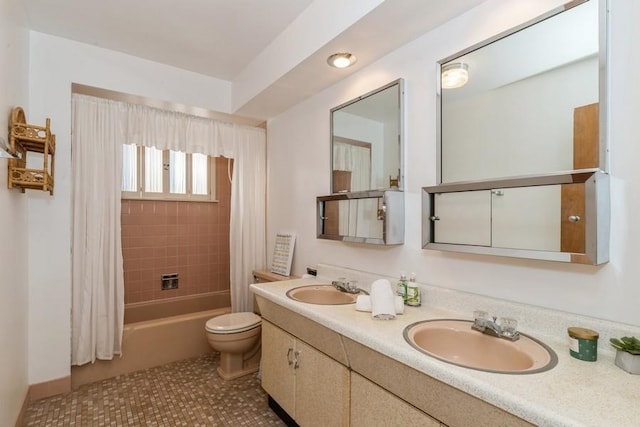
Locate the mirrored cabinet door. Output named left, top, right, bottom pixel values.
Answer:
left=318, top=191, right=404, bottom=245
left=434, top=186, right=566, bottom=251
left=433, top=191, right=491, bottom=246
left=491, top=186, right=562, bottom=252
left=423, top=171, right=609, bottom=265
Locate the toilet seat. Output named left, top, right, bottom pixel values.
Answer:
left=205, top=312, right=261, bottom=334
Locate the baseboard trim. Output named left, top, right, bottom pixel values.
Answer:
left=29, top=375, right=71, bottom=401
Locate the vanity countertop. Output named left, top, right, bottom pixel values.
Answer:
left=251, top=278, right=640, bottom=427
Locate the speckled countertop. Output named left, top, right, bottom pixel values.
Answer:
left=251, top=269, right=640, bottom=427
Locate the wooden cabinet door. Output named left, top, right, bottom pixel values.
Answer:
left=350, top=373, right=440, bottom=427
left=295, top=339, right=350, bottom=427
left=261, top=321, right=296, bottom=416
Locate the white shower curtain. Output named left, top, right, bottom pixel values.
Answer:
left=71, top=94, right=266, bottom=364
left=229, top=129, right=266, bottom=313
left=71, top=96, right=126, bottom=365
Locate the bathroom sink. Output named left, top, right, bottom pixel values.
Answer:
left=286, top=285, right=362, bottom=305
left=404, top=319, right=557, bottom=374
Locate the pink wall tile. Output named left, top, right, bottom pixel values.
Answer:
left=121, top=157, right=232, bottom=304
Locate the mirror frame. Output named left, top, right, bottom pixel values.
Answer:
left=436, top=0, right=608, bottom=184
left=330, top=79, right=405, bottom=193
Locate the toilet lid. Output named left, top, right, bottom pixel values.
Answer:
left=205, top=312, right=261, bottom=334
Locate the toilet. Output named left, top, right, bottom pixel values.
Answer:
left=205, top=312, right=262, bottom=380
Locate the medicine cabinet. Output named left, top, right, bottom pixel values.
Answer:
left=424, top=0, right=609, bottom=264
left=423, top=170, right=609, bottom=264
left=318, top=190, right=404, bottom=245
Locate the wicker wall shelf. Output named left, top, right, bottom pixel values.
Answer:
left=7, top=106, right=55, bottom=195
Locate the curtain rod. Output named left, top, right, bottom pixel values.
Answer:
left=71, top=83, right=266, bottom=129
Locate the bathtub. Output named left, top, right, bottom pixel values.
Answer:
left=71, top=291, right=231, bottom=388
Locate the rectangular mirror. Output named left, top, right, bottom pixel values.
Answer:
left=439, top=0, right=605, bottom=183
left=331, top=79, right=404, bottom=192
left=423, top=171, right=609, bottom=265
left=318, top=190, right=404, bottom=245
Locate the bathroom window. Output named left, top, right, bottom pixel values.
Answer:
left=121, top=144, right=216, bottom=201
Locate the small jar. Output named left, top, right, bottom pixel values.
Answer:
left=568, top=327, right=599, bottom=361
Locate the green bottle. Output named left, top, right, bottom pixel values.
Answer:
left=406, top=273, right=421, bottom=306
left=397, top=273, right=407, bottom=302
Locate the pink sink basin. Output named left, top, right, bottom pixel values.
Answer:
left=404, top=319, right=557, bottom=374
left=286, top=285, right=361, bottom=305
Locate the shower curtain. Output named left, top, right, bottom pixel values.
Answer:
left=71, top=94, right=266, bottom=365
left=71, top=95, right=126, bottom=365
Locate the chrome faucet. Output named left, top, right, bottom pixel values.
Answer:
left=472, top=312, right=520, bottom=341
left=331, top=278, right=360, bottom=294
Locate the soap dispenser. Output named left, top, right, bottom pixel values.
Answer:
left=397, top=273, right=408, bottom=302
left=406, top=273, right=421, bottom=306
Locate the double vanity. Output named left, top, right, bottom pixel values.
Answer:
left=282, top=1, right=631, bottom=425
left=251, top=266, right=640, bottom=427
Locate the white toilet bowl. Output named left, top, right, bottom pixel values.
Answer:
left=205, top=312, right=262, bottom=380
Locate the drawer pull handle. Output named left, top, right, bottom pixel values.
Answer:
left=293, top=350, right=301, bottom=369
left=287, top=348, right=294, bottom=367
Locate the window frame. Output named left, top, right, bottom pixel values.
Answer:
left=121, top=144, right=217, bottom=202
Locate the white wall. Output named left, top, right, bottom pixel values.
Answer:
left=266, top=0, right=640, bottom=327
left=0, top=0, right=30, bottom=424
left=27, top=32, right=233, bottom=385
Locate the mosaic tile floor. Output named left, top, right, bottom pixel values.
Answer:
left=24, top=353, right=286, bottom=427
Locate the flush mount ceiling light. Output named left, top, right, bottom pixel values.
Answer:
left=327, top=53, right=357, bottom=69
left=441, top=62, right=469, bottom=89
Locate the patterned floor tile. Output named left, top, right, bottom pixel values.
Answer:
left=24, top=353, right=286, bottom=427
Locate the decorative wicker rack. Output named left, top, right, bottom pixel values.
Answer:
left=7, top=106, right=55, bottom=195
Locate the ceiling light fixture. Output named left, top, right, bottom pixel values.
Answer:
left=441, top=62, right=469, bottom=89
left=327, top=53, right=357, bottom=69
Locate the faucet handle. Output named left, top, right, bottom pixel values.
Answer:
left=473, top=310, right=488, bottom=324
left=332, top=277, right=360, bottom=293
left=332, top=277, right=347, bottom=287
left=498, top=317, right=518, bottom=338
left=345, top=279, right=358, bottom=292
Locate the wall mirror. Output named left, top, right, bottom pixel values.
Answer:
left=318, top=190, right=404, bottom=245
left=331, top=79, right=404, bottom=193
left=425, top=0, right=609, bottom=264
left=439, top=0, right=605, bottom=183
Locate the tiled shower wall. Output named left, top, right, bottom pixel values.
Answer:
left=121, top=157, right=232, bottom=304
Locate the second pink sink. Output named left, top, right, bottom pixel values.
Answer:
left=404, top=319, right=557, bottom=374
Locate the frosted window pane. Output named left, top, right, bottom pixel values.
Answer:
left=122, top=144, right=137, bottom=192
left=145, top=147, right=163, bottom=193
left=170, top=151, right=186, bottom=194
left=192, top=153, right=208, bottom=195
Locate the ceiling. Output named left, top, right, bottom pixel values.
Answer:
left=23, top=0, right=486, bottom=120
